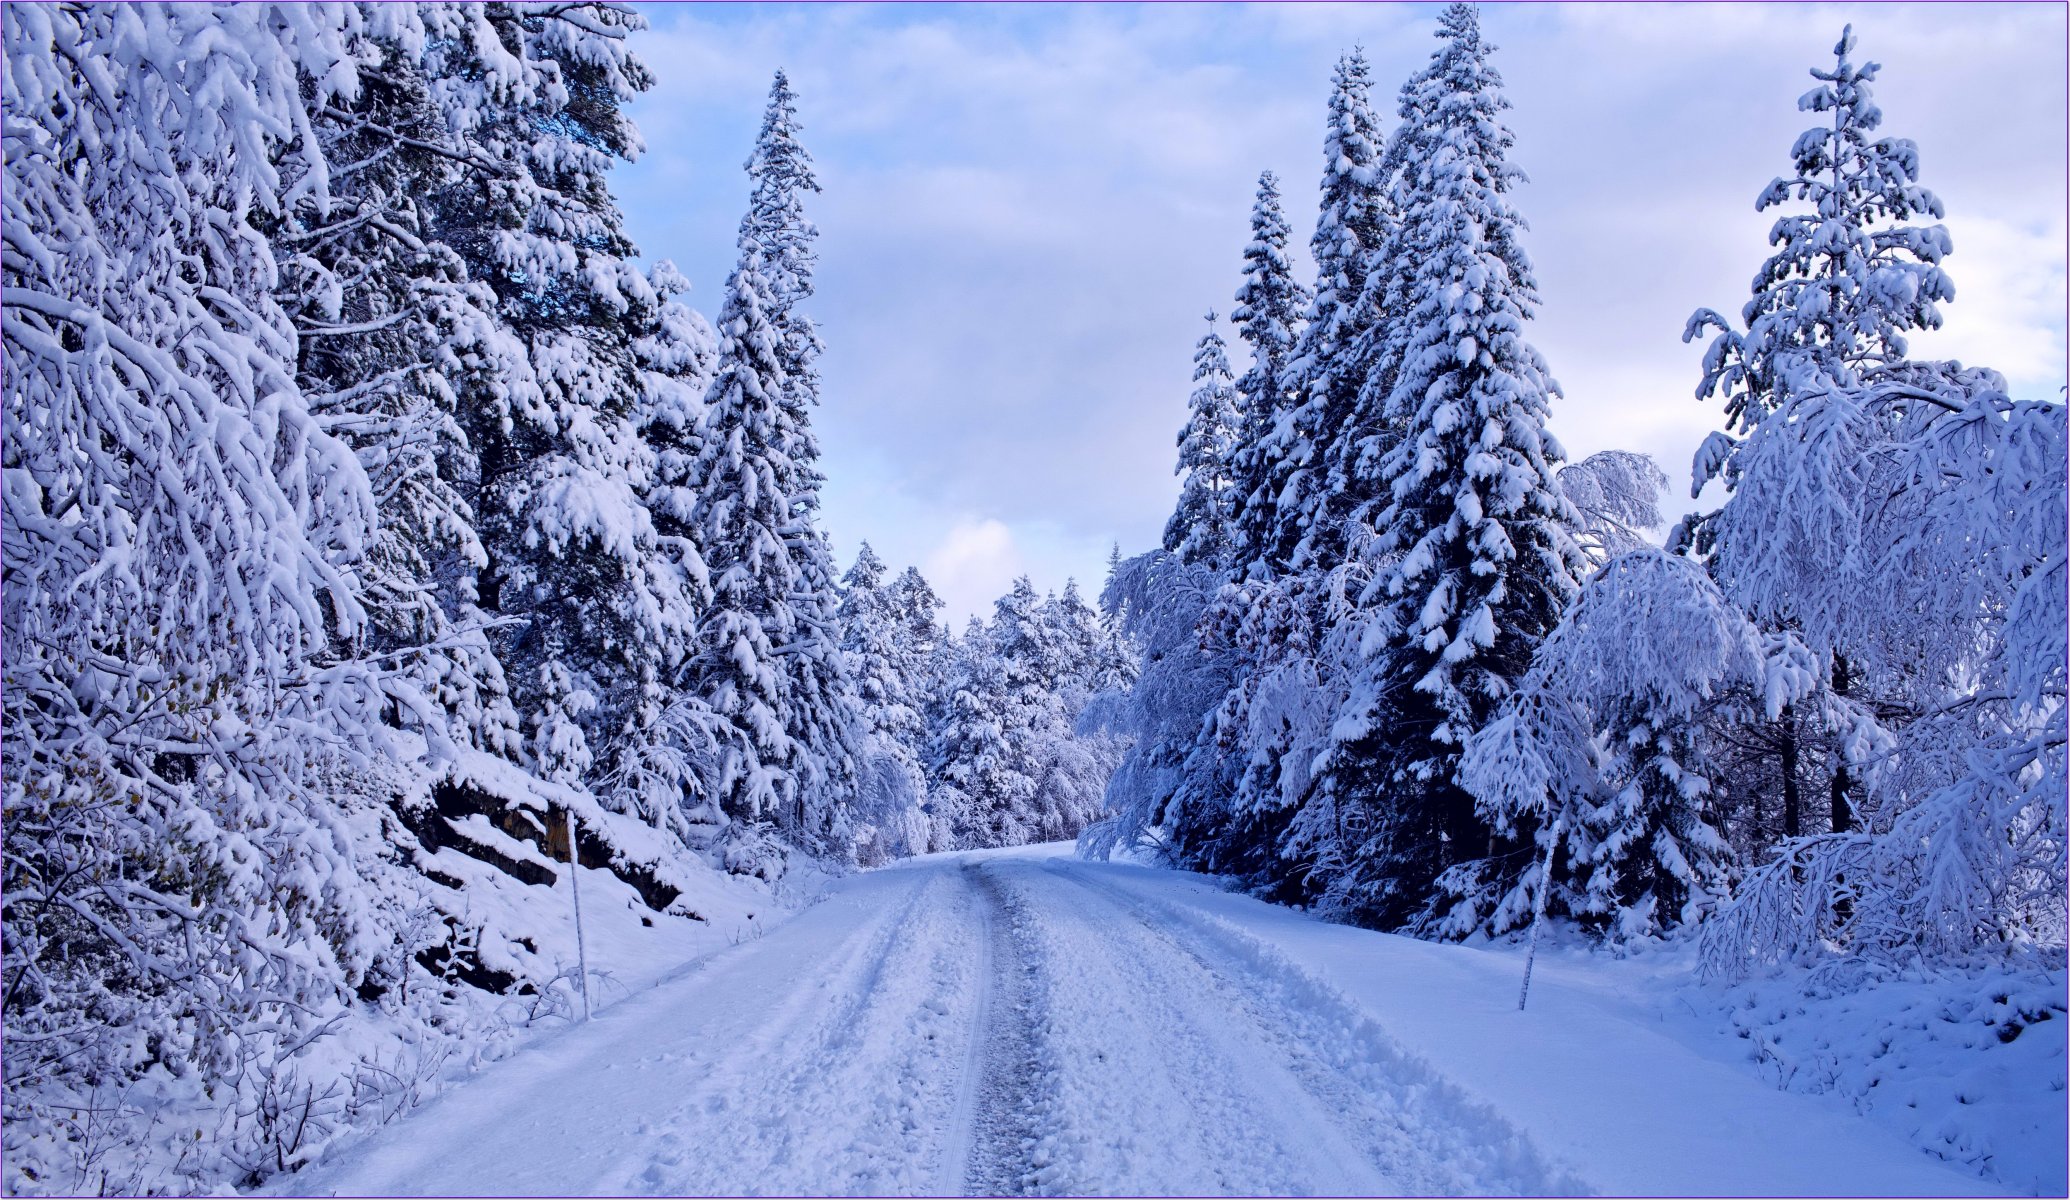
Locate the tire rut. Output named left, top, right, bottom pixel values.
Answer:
left=1040, top=860, right=1592, bottom=1196
left=957, top=862, right=1050, bottom=1197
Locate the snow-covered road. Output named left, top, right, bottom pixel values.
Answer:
left=281, top=849, right=1995, bottom=1197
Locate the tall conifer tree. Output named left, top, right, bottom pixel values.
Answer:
left=1314, top=3, right=1589, bottom=926
left=1227, top=171, right=1311, bottom=580
left=1165, top=313, right=1243, bottom=569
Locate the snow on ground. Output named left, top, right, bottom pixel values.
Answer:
left=265, top=845, right=2042, bottom=1198
left=1696, top=964, right=2067, bottom=1197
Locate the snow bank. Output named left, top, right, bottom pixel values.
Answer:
left=1702, top=963, right=2067, bottom=1196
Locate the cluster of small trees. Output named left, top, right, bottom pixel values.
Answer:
left=836, top=548, right=1131, bottom=864
left=1090, top=8, right=2065, bottom=973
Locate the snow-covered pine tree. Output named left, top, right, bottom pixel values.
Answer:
left=740, top=68, right=823, bottom=395
left=1226, top=171, right=1312, bottom=580
left=1313, top=3, right=1591, bottom=928
left=889, top=566, right=949, bottom=680
left=1081, top=552, right=1245, bottom=866
left=924, top=578, right=1126, bottom=850
left=686, top=244, right=807, bottom=844
left=885, top=567, right=955, bottom=850
left=735, top=68, right=862, bottom=848
left=416, top=3, right=703, bottom=819
left=1678, top=25, right=1963, bottom=863
left=1023, top=583, right=1123, bottom=842
left=1164, top=312, right=1243, bottom=569
left=1190, top=171, right=1321, bottom=887
left=839, top=544, right=932, bottom=860
left=1280, top=48, right=1394, bottom=572
left=619, top=261, right=728, bottom=837
left=927, top=616, right=1023, bottom=849
left=1682, top=24, right=1954, bottom=450
left=1335, top=24, right=1450, bottom=520
left=1187, top=53, right=1396, bottom=897
left=278, top=7, right=531, bottom=765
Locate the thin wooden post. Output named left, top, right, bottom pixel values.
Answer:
left=565, top=806, right=591, bottom=1021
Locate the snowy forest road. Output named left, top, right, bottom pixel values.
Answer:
left=280, top=848, right=1988, bottom=1198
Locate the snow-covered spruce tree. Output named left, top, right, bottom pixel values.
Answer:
left=1309, top=3, right=1591, bottom=929
left=1279, top=48, right=1395, bottom=573
left=838, top=544, right=932, bottom=861
left=415, top=3, right=704, bottom=822
left=1026, top=581, right=1132, bottom=843
left=735, top=68, right=863, bottom=845
left=979, top=579, right=1077, bottom=846
left=1, top=4, right=409, bottom=1184
left=1164, top=313, right=1244, bottom=569
left=1226, top=171, right=1313, bottom=580
left=277, top=7, right=532, bottom=767
left=887, top=566, right=957, bottom=851
left=1191, top=51, right=1396, bottom=894
left=889, top=565, right=949, bottom=680
left=926, top=616, right=1023, bottom=849
left=618, top=261, right=729, bottom=837
left=1331, top=26, right=1452, bottom=539
left=1046, top=578, right=1137, bottom=704
left=1454, top=551, right=1767, bottom=940
left=1676, top=26, right=1960, bottom=858
left=740, top=68, right=823, bottom=392
left=1081, top=552, right=1247, bottom=866
left=1177, top=171, right=1318, bottom=885
left=1682, top=24, right=1953, bottom=449
left=685, top=245, right=810, bottom=859
left=927, top=578, right=1126, bottom=850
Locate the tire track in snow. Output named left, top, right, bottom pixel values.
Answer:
left=1041, top=859, right=1594, bottom=1196
left=953, top=861, right=1052, bottom=1197
left=987, top=858, right=1397, bottom=1196
left=625, top=867, right=984, bottom=1196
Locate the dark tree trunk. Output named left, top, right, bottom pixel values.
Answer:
left=1780, top=705, right=1802, bottom=839
left=1829, top=654, right=1854, bottom=833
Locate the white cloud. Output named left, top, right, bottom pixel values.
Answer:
left=923, top=517, right=1026, bottom=627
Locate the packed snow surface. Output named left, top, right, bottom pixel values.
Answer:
left=278, top=846, right=2012, bottom=1197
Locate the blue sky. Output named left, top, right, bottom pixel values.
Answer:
left=613, top=2, right=2067, bottom=621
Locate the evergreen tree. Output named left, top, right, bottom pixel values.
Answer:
left=888, top=566, right=949, bottom=680
left=740, top=69, right=824, bottom=396
left=1315, top=3, right=1590, bottom=927
left=1683, top=25, right=1954, bottom=449
left=687, top=245, right=806, bottom=833
left=419, top=3, right=702, bottom=814
left=1281, top=48, right=1395, bottom=571
left=924, top=578, right=1125, bottom=849
left=737, top=68, right=862, bottom=843
left=839, top=544, right=931, bottom=859
left=279, top=19, right=531, bottom=765
left=621, top=262, right=728, bottom=835
left=927, top=616, right=1022, bottom=848
left=1337, top=28, right=1452, bottom=518
left=1226, top=171, right=1312, bottom=579
left=1164, top=312, right=1243, bottom=569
